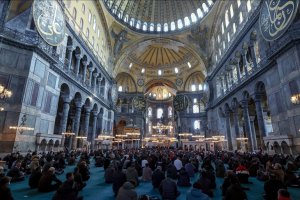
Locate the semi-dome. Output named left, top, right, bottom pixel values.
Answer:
left=103, top=0, right=215, bottom=34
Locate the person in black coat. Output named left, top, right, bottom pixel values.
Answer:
left=29, top=166, right=42, bottom=189
left=77, top=161, right=90, bottom=182
left=177, top=168, right=191, bottom=187
left=224, top=175, right=247, bottom=200
left=152, top=166, right=165, bottom=188
left=112, top=165, right=127, bottom=196
left=6, top=162, right=25, bottom=182
left=38, top=167, right=62, bottom=192
left=166, top=164, right=178, bottom=180
left=0, top=176, right=14, bottom=200
left=264, top=174, right=286, bottom=200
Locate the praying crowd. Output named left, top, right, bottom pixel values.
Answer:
left=0, top=148, right=299, bottom=200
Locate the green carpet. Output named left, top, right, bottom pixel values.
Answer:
left=9, top=162, right=300, bottom=200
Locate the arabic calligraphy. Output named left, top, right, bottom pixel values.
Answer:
left=33, top=0, right=66, bottom=46
left=259, top=0, right=298, bottom=41
left=173, top=95, right=189, bottom=112
left=132, top=96, right=146, bottom=111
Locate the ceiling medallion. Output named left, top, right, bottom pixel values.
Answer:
left=175, top=78, right=183, bottom=87
left=32, top=0, right=66, bottom=46
left=259, top=0, right=299, bottom=41
left=137, top=79, right=145, bottom=87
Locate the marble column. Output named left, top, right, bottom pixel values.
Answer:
left=82, top=61, right=88, bottom=84
left=66, top=46, right=73, bottom=71
left=59, top=97, right=70, bottom=147
left=228, top=66, right=234, bottom=86
left=250, top=116, right=258, bottom=150
left=241, top=50, right=249, bottom=77
left=74, top=54, right=81, bottom=76
left=241, top=100, right=253, bottom=151
left=71, top=101, right=82, bottom=150
left=249, top=41, right=258, bottom=69
left=224, top=73, right=229, bottom=92
left=232, top=109, right=241, bottom=149
left=219, top=77, right=224, bottom=95
left=233, top=58, right=241, bottom=83
left=97, top=77, right=102, bottom=94
left=88, top=67, right=94, bottom=87
left=225, top=111, right=233, bottom=151
left=93, top=72, right=99, bottom=91
left=83, top=107, right=91, bottom=137
left=91, top=111, right=98, bottom=151
left=254, top=94, right=267, bottom=147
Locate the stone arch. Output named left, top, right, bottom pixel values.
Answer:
left=116, top=72, right=137, bottom=92
left=67, top=36, right=73, bottom=46
left=54, top=140, right=60, bottom=152
left=184, top=71, right=206, bottom=91
left=242, top=90, right=250, bottom=101
left=273, top=141, right=281, bottom=154
left=40, top=139, right=47, bottom=152
left=48, top=139, right=54, bottom=152
left=255, top=81, right=267, bottom=94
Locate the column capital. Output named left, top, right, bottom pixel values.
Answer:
left=92, top=110, right=99, bottom=116
left=97, top=77, right=103, bottom=82
left=75, top=53, right=81, bottom=60
left=84, top=106, right=92, bottom=113
left=240, top=100, right=249, bottom=108
left=82, top=60, right=88, bottom=66
left=252, top=93, right=264, bottom=102
left=74, top=99, right=83, bottom=108
left=67, top=45, right=73, bottom=51
left=88, top=66, right=94, bottom=72
left=93, top=72, right=99, bottom=77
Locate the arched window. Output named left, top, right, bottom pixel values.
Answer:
left=129, top=18, right=135, bottom=26
left=149, top=23, right=154, bottom=31
left=233, top=23, right=236, bottom=33
left=225, top=10, right=229, bottom=27
left=142, top=22, right=147, bottom=31
left=136, top=20, right=141, bottom=29
left=97, top=28, right=100, bottom=38
left=88, top=10, right=92, bottom=24
left=157, top=23, right=161, bottom=32
left=191, top=84, right=196, bottom=91
left=124, top=15, right=129, bottom=23
left=177, top=19, right=183, bottom=29
left=237, top=0, right=241, bottom=7
left=202, top=3, right=208, bottom=12
left=91, top=37, right=94, bottom=47
left=73, top=8, right=77, bottom=20
left=227, top=32, right=230, bottom=42
left=239, top=12, right=243, bottom=24
left=170, top=21, right=176, bottom=31
left=223, top=41, right=226, bottom=49
left=168, top=106, right=172, bottom=117
left=184, top=17, right=190, bottom=26
left=230, top=5, right=234, bottom=18
left=86, top=28, right=89, bottom=38
left=93, top=15, right=96, bottom=31
left=221, top=22, right=224, bottom=34
left=217, top=35, right=220, bottom=43
left=191, top=13, right=197, bottom=23
left=199, top=84, right=203, bottom=90
left=163, top=23, right=168, bottom=32
left=82, top=4, right=85, bottom=14
left=157, top=108, right=163, bottom=119
left=208, top=0, right=213, bottom=6
left=197, top=8, right=203, bottom=18
left=247, top=0, right=252, bottom=12
left=194, top=120, right=200, bottom=130
left=118, top=85, right=123, bottom=92
left=193, top=105, right=200, bottom=113
left=148, top=107, right=152, bottom=117
left=80, top=18, right=83, bottom=29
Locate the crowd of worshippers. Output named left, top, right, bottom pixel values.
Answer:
left=0, top=149, right=299, bottom=200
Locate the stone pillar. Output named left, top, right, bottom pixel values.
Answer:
left=91, top=111, right=98, bottom=151
left=223, top=73, right=229, bottom=92
left=82, top=61, right=88, bottom=83
left=219, top=77, right=224, bottom=95
left=97, top=77, right=102, bottom=94
left=249, top=41, right=258, bottom=69
left=88, top=66, right=94, bottom=87
left=241, top=50, right=249, bottom=77
left=93, top=73, right=99, bottom=91
left=232, top=109, right=241, bottom=149
left=71, top=101, right=82, bottom=150
left=59, top=97, right=70, bottom=147
left=254, top=94, right=267, bottom=147
left=234, top=58, right=241, bottom=83
left=225, top=111, right=233, bottom=151
left=83, top=107, right=91, bottom=137
left=228, top=66, right=234, bottom=86
left=241, top=100, right=253, bottom=151
left=250, top=116, right=257, bottom=150
left=74, top=54, right=81, bottom=76
left=66, top=46, right=73, bottom=71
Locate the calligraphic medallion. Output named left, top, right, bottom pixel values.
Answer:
left=32, top=0, right=66, bottom=46
left=173, top=95, right=189, bottom=112
left=132, top=96, right=146, bottom=111
left=259, top=0, right=299, bottom=41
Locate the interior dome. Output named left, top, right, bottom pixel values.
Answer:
left=103, top=0, right=215, bottom=34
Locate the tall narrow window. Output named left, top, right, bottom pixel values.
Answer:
left=222, top=22, right=224, bottom=34
left=157, top=108, right=163, bottom=119
left=197, top=8, right=203, bottom=18
left=227, top=32, right=231, bottom=42
left=191, top=13, right=197, bottom=23
left=194, top=120, right=200, bottom=130
left=158, top=69, right=162, bottom=76
left=164, top=23, right=169, bottom=32
left=199, top=84, right=203, bottom=90
left=184, top=17, right=190, bottom=26
left=237, top=0, right=241, bottom=7
left=80, top=18, right=83, bottom=29
left=136, top=20, right=141, bottom=29
left=93, top=16, right=96, bottom=31
left=124, top=15, right=129, bottom=23
left=148, top=107, right=152, bottom=117
left=225, top=10, right=229, bottom=27
left=230, top=5, right=234, bottom=18
left=118, top=86, right=122, bottom=92
left=170, top=21, right=176, bottom=31
left=202, top=3, right=208, bottom=12
left=168, top=106, right=172, bottom=117
left=149, top=23, right=154, bottom=31
left=247, top=0, right=252, bottom=12
left=82, top=4, right=85, bottom=13
left=177, top=19, right=183, bottom=29
left=73, top=8, right=77, bottom=20
left=88, top=10, right=92, bottom=24
left=142, top=22, right=147, bottom=31
left=233, top=23, right=236, bottom=33
left=193, top=105, right=200, bottom=113
left=191, top=84, right=196, bottom=91
left=208, top=0, right=213, bottom=6
left=157, top=23, right=161, bottom=32
left=239, top=12, right=243, bottom=24
left=129, top=18, right=135, bottom=26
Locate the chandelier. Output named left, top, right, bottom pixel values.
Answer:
left=62, top=124, right=75, bottom=136
left=96, top=135, right=115, bottom=140
left=291, top=93, right=300, bottom=105
left=152, top=123, right=172, bottom=130
left=9, top=114, right=34, bottom=134
left=0, top=84, right=12, bottom=99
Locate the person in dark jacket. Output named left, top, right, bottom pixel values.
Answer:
left=177, top=168, right=191, bottom=187
left=116, top=181, right=138, bottom=200
left=112, top=166, right=127, bottom=196
left=0, top=176, right=14, bottom=200
left=29, top=166, right=42, bottom=189
left=186, top=182, right=210, bottom=200
left=38, top=167, right=62, bottom=192
left=159, top=176, right=180, bottom=200
left=224, top=175, right=247, bottom=200
left=77, top=161, right=90, bottom=182
left=6, top=162, right=24, bottom=182
left=152, top=166, right=165, bottom=188
left=105, top=164, right=115, bottom=183
left=264, top=174, right=286, bottom=200
left=52, top=172, right=83, bottom=200
left=166, top=163, right=178, bottom=180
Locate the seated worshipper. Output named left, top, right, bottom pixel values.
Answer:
left=38, top=167, right=62, bottom=192
left=68, top=154, right=76, bottom=166
left=0, top=166, right=5, bottom=179
left=174, top=156, right=183, bottom=172
left=224, top=175, right=247, bottom=200
left=113, top=165, right=127, bottom=196
left=159, top=175, right=180, bottom=200
left=126, top=162, right=139, bottom=186
left=263, top=173, right=286, bottom=200
left=77, top=161, right=90, bottom=182
left=0, top=176, right=14, bottom=200
left=257, top=164, right=269, bottom=181
left=142, top=163, right=152, bottom=182
left=186, top=182, right=210, bottom=200
left=198, top=170, right=214, bottom=197
left=277, top=189, right=291, bottom=200
left=215, top=159, right=226, bottom=178
left=221, top=171, right=237, bottom=196
left=73, top=167, right=86, bottom=191
left=268, top=163, right=285, bottom=183
left=184, top=161, right=195, bottom=177
left=235, top=162, right=251, bottom=184
left=177, top=168, right=191, bottom=187
left=29, top=166, right=42, bottom=189
left=116, top=181, right=138, bottom=200
left=6, top=161, right=25, bottom=182
left=30, top=152, right=40, bottom=172
left=152, top=166, right=165, bottom=189
left=166, top=163, right=178, bottom=180
left=105, top=164, right=115, bottom=183
left=52, top=172, right=83, bottom=200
